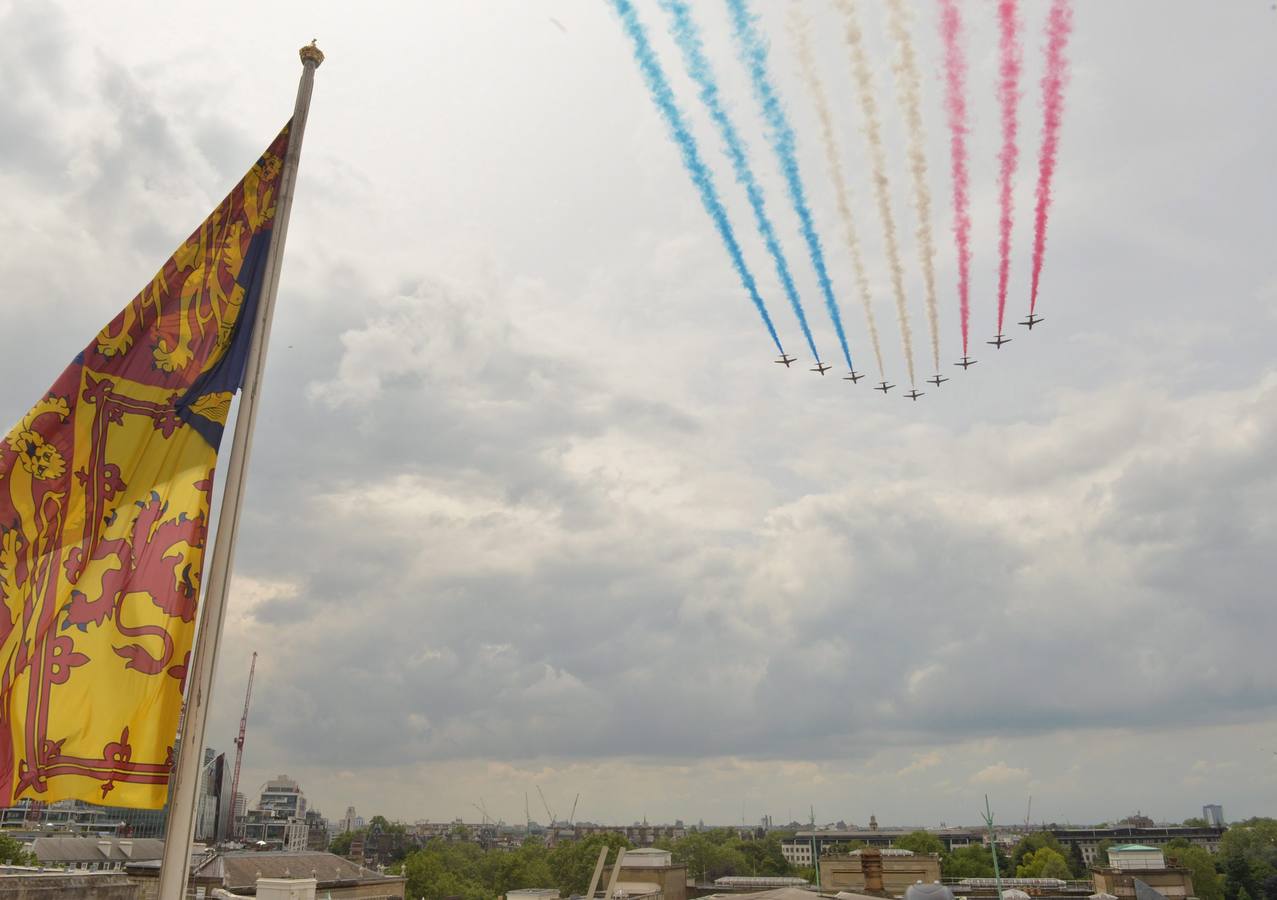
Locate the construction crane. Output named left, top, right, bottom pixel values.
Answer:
left=568, top=793, right=580, bottom=826
left=472, top=798, right=496, bottom=827
left=537, top=786, right=561, bottom=848
left=229, top=652, right=257, bottom=838
left=536, top=785, right=557, bottom=826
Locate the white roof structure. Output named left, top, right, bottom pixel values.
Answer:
left=622, top=848, right=673, bottom=868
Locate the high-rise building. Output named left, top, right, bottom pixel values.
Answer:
left=1203, top=805, right=1224, bottom=827
left=243, top=775, right=309, bottom=850
left=336, top=805, right=365, bottom=834
left=258, top=774, right=307, bottom=819
left=195, top=748, right=233, bottom=843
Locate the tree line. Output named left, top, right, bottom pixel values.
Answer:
left=355, top=817, right=1277, bottom=900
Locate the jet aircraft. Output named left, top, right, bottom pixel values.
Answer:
left=904, top=389, right=925, bottom=401
left=954, top=356, right=977, bottom=369
left=1019, top=313, right=1044, bottom=330
left=775, top=354, right=796, bottom=368
left=927, top=374, right=949, bottom=386
left=987, top=333, right=1012, bottom=348
left=874, top=380, right=894, bottom=394
left=843, top=370, right=865, bottom=384
left=811, top=362, right=832, bottom=375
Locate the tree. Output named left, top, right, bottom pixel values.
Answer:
left=328, top=827, right=365, bottom=857
left=0, top=834, right=36, bottom=866
left=1067, top=842, right=1088, bottom=879
left=1017, top=847, right=1072, bottom=880
left=403, top=850, right=489, bottom=900
left=1225, top=852, right=1258, bottom=900
left=761, top=832, right=799, bottom=875
left=667, top=830, right=749, bottom=881
left=1012, top=833, right=1066, bottom=873
left=944, top=845, right=1000, bottom=879
left=1165, top=839, right=1224, bottom=900
left=1185, top=818, right=1210, bottom=828
left=896, top=831, right=946, bottom=857
left=549, top=832, right=631, bottom=896
left=1095, top=839, right=1116, bottom=868
left=1221, top=818, right=1277, bottom=900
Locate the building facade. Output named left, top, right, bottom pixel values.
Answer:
left=337, top=806, right=366, bottom=835
left=781, top=828, right=982, bottom=865
left=1203, top=806, right=1225, bottom=828
left=243, top=810, right=309, bottom=851
left=240, top=775, right=310, bottom=850
left=1049, top=826, right=1226, bottom=865
left=259, top=775, right=307, bottom=820
left=0, top=798, right=170, bottom=838
left=306, top=809, right=331, bottom=851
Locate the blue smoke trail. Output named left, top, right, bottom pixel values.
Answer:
left=608, top=0, right=785, bottom=356
left=724, top=0, right=855, bottom=372
left=659, top=0, right=821, bottom=363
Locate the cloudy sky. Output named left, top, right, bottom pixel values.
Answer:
left=2, top=0, right=1276, bottom=828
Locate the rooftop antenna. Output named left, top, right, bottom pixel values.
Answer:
left=981, top=795, right=1004, bottom=900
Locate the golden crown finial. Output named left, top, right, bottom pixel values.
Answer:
left=299, top=40, right=325, bottom=67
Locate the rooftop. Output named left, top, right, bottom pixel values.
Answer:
left=192, top=850, right=404, bottom=891
left=30, top=836, right=166, bottom=863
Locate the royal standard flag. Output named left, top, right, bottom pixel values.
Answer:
left=0, top=124, right=291, bottom=808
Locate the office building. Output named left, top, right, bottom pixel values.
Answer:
left=1049, top=826, right=1225, bottom=865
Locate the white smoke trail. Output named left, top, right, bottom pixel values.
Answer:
left=834, top=0, right=916, bottom=386
left=885, top=0, right=941, bottom=374
left=788, top=3, right=884, bottom=377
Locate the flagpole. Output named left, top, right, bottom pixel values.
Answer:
left=157, top=42, right=323, bottom=899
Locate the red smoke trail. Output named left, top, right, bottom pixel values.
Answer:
left=1029, top=0, right=1074, bottom=314
left=938, top=0, right=971, bottom=355
left=994, top=0, right=1021, bottom=334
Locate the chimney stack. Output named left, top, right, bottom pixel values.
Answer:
left=862, top=848, right=885, bottom=894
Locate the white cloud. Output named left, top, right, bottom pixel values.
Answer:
left=897, top=752, right=943, bottom=778
left=970, top=763, right=1031, bottom=786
